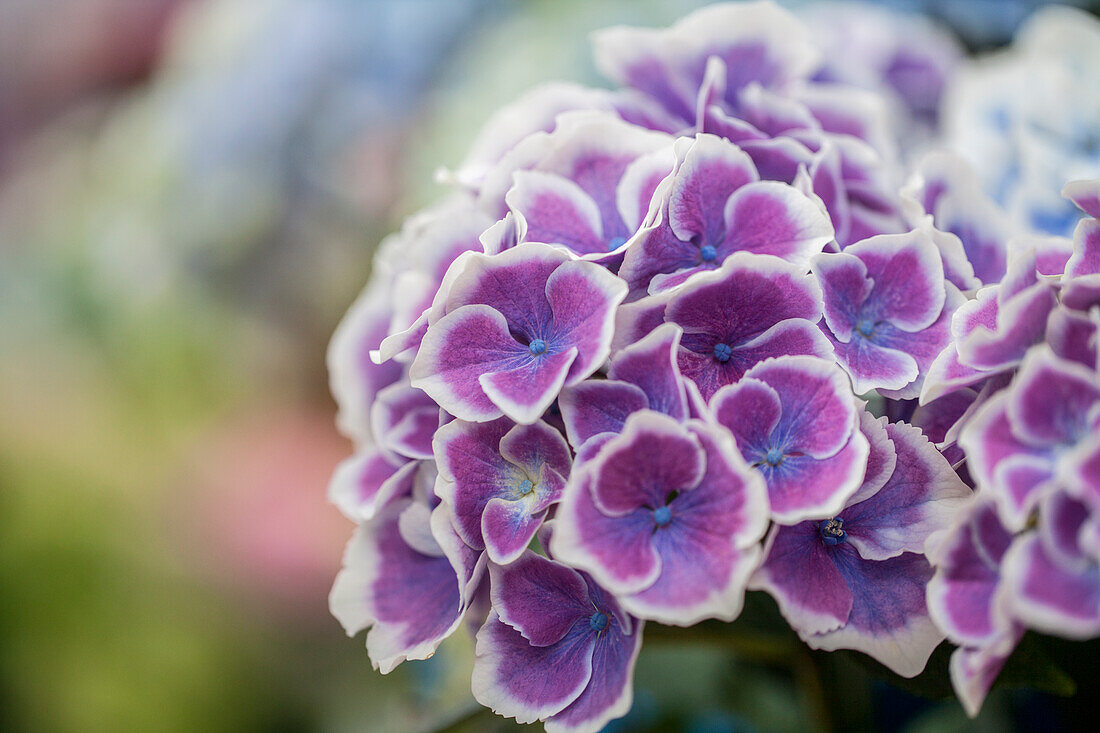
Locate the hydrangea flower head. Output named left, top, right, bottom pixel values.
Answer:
left=324, top=3, right=1100, bottom=726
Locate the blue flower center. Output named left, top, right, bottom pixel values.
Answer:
left=653, top=505, right=672, bottom=527
left=608, top=236, right=627, bottom=252
left=819, top=517, right=847, bottom=546
left=517, top=478, right=534, bottom=496
left=713, top=342, right=733, bottom=362
left=589, top=611, right=608, bottom=632
left=528, top=338, right=547, bottom=355
left=700, top=244, right=718, bottom=262
left=764, top=447, right=784, bottom=466
left=856, top=319, right=875, bottom=338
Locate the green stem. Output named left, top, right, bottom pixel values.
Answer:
left=643, top=623, right=798, bottom=664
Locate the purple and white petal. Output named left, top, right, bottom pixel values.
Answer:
left=1003, top=532, right=1100, bottom=639
left=607, top=322, right=689, bottom=420
left=720, top=180, right=835, bottom=265
left=809, top=548, right=944, bottom=678
left=842, top=421, right=972, bottom=561
left=926, top=498, right=1016, bottom=648
left=330, top=499, right=483, bottom=673
left=751, top=522, right=855, bottom=635
left=559, top=380, right=648, bottom=450
left=473, top=612, right=596, bottom=724
left=328, top=450, right=414, bottom=523
left=507, top=170, right=605, bottom=254
left=1063, top=179, right=1100, bottom=220
left=370, top=382, right=440, bottom=460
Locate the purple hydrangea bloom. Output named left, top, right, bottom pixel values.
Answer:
left=410, top=243, right=627, bottom=423
left=921, top=249, right=1059, bottom=404
left=926, top=498, right=1023, bottom=717
left=323, top=2, right=1089, bottom=722
left=472, top=552, right=642, bottom=733
left=618, top=133, right=834, bottom=294
left=1002, top=493, right=1100, bottom=640
left=812, top=229, right=964, bottom=398
left=559, top=322, right=693, bottom=451
left=328, top=284, right=404, bottom=446
left=552, top=411, right=768, bottom=625
left=648, top=252, right=833, bottom=401
left=592, top=1, right=820, bottom=127
left=751, top=418, right=971, bottom=676
left=330, top=495, right=485, bottom=673
left=959, top=346, right=1100, bottom=531
left=434, top=417, right=571, bottom=565
left=901, top=152, right=1013, bottom=287
left=488, top=112, right=675, bottom=261
left=712, top=356, right=870, bottom=523
left=328, top=449, right=417, bottom=524
left=1061, top=179, right=1100, bottom=311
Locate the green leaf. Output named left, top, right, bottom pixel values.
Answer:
left=993, top=633, right=1076, bottom=698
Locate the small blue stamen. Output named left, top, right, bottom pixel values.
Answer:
left=653, top=505, right=672, bottom=527
left=713, top=342, right=733, bottom=362
left=819, top=517, right=847, bottom=546
left=528, top=338, right=547, bottom=355
left=589, top=612, right=608, bottom=632
left=856, top=319, right=875, bottom=338
left=700, top=244, right=718, bottom=262
left=608, top=236, right=627, bottom=252
left=764, top=447, right=784, bottom=466
left=517, top=478, right=534, bottom=495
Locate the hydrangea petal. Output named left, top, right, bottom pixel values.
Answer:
left=473, top=612, right=596, bottom=724
left=720, top=180, right=835, bottom=264
left=607, top=322, right=689, bottom=421
left=843, top=421, right=972, bottom=561
left=751, top=522, right=855, bottom=635
left=329, top=500, right=483, bottom=673
left=507, top=170, right=606, bottom=254
left=810, top=548, right=943, bottom=678
left=489, top=553, right=593, bottom=647
left=1063, top=179, right=1100, bottom=220
left=559, top=381, right=649, bottom=450
left=328, top=450, right=412, bottom=523
left=544, top=620, right=643, bottom=733
left=1003, top=532, right=1100, bottom=639
left=371, top=382, right=440, bottom=460
left=668, top=133, right=758, bottom=243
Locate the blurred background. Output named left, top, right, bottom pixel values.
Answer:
left=2, top=1, right=1099, bottom=731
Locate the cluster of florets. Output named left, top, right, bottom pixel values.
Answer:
left=326, top=3, right=1100, bottom=729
